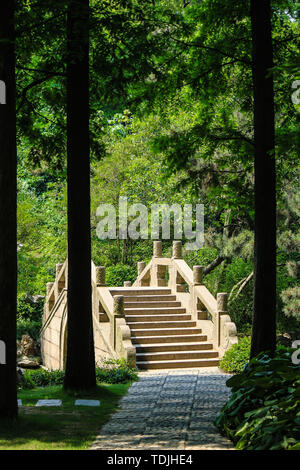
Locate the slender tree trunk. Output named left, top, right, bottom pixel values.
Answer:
left=64, top=0, right=96, bottom=390
left=0, top=1, right=17, bottom=419
left=250, top=0, right=276, bottom=358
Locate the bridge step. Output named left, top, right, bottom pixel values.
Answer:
left=136, top=350, right=218, bottom=361
left=120, top=288, right=219, bottom=370
left=135, top=341, right=214, bottom=353
left=131, top=334, right=207, bottom=344
left=136, top=358, right=220, bottom=369
left=110, top=288, right=172, bottom=296
left=125, top=313, right=192, bottom=322
left=128, top=320, right=197, bottom=329
left=124, top=295, right=177, bottom=302
left=131, top=327, right=202, bottom=337
left=125, top=307, right=186, bottom=315
left=124, top=301, right=181, bottom=308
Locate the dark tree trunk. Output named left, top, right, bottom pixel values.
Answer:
left=64, top=0, right=96, bottom=390
left=0, top=1, right=17, bottom=419
left=250, top=0, right=276, bottom=358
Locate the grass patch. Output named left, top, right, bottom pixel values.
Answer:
left=0, top=383, right=131, bottom=450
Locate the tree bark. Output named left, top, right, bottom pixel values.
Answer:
left=250, top=0, right=276, bottom=358
left=0, top=1, right=17, bottom=419
left=64, top=0, right=96, bottom=390
left=203, top=256, right=225, bottom=276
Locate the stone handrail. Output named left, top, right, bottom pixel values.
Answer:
left=42, top=259, right=136, bottom=368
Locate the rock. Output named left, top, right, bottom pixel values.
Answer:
left=17, top=356, right=40, bottom=369
left=21, top=335, right=35, bottom=356
left=276, top=332, right=298, bottom=348
left=16, top=340, right=23, bottom=358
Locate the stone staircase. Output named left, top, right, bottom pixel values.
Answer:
left=110, top=287, right=219, bottom=370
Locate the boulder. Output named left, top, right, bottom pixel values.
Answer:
left=21, top=335, right=35, bottom=356
left=16, top=340, right=23, bottom=358
left=17, top=356, right=40, bottom=369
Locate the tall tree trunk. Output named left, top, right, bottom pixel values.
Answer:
left=0, top=1, right=17, bottom=419
left=64, top=0, right=96, bottom=390
left=250, top=0, right=276, bottom=358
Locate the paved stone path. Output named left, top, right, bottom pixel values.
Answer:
left=91, top=368, right=234, bottom=450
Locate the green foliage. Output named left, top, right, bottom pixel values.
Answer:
left=216, top=348, right=300, bottom=450
left=219, top=337, right=251, bottom=374
left=22, top=369, right=65, bottom=389
left=17, top=320, right=41, bottom=342
left=17, top=293, right=43, bottom=322
left=20, top=359, right=138, bottom=389
left=106, top=264, right=137, bottom=287
left=95, top=358, right=138, bottom=384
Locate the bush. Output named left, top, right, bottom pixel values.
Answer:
left=106, top=264, right=137, bottom=287
left=20, top=358, right=138, bottom=389
left=95, top=358, right=138, bottom=384
left=17, top=319, right=41, bottom=341
left=17, top=293, right=43, bottom=322
left=219, top=337, right=251, bottom=374
left=216, top=348, right=300, bottom=450
left=22, top=369, right=65, bottom=389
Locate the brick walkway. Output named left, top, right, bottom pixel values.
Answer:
left=91, top=368, right=234, bottom=450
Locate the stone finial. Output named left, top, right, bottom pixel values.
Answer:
left=137, top=261, right=146, bottom=276
left=193, top=266, right=204, bottom=285
left=217, top=292, right=228, bottom=312
left=56, top=263, right=64, bottom=278
left=153, top=240, right=162, bottom=257
left=96, top=266, right=106, bottom=286
left=113, top=295, right=124, bottom=316
left=172, top=240, right=182, bottom=259
left=46, top=282, right=54, bottom=297
left=124, top=281, right=132, bottom=287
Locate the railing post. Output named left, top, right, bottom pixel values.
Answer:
left=44, top=282, right=55, bottom=318
left=124, top=281, right=132, bottom=287
left=95, top=266, right=106, bottom=286
left=137, top=261, right=149, bottom=286
left=216, top=292, right=228, bottom=347
left=172, top=240, right=182, bottom=259
left=56, top=263, right=64, bottom=279
left=193, top=265, right=203, bottom=285
left=193, top=266, right=207, bottom=319
left=153, top=240, right=162, bottom=258
left=138, top=261, right=146, bottom=276
left=55, top=263, right=64, bottom=299
left=112, top=295, right=125, bottom=350
left=46, top=282, right=54, bottom=297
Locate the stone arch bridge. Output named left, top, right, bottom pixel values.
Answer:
left=41, top=241, right=238, bottom=370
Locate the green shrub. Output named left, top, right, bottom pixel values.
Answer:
left=22, top=369, right=65, bottom=389
left=216, top=348, right=300, bottom=450
left=219, top=337, right=251, bottom=374
left=17, top=319, right=41, bottom=341
left=20, top=358, right=138, bottom=389
left=95, top=358, right=138, bottom=384
left=106, top=264, right=137, bottom=287
left=17, top=293, right=43, bottom=322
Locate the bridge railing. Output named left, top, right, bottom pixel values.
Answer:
left=41, top=259, right=136, bottom=369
